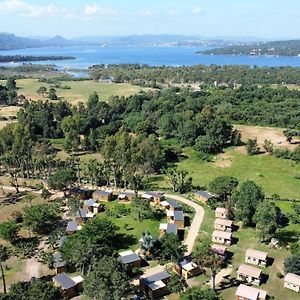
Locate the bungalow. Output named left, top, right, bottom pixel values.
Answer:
left=83, top=199, right=103, bottom=214
left=237, top=264, right=262, bottom=286
left=284, top=273, right=300, bottom=293
left=159, top=223, right=178, bottom=236
left=235, top=284, right=267, bottom=300
left=167, top=210, right=185, bottom=229
left=211, top=244, right=228, bottom=259
left=212, top=230, right=232, bottom=245
left=181, top=262, right=201, bottom=279
left=142, top=192, right=165, bottom=205
left=69, top=187, right=92, bottom=200
left=66, top=221, right=82, bottom=235
left=53, top=272, right=84, bottom=299
left=140, top=270, right=171, bottom=299
left=160, top=199, right=182, bottom=211
left=245, top=249, right=268, bottom=267
left=54, top=253, right=67, bottom=274
left=215, top=207, right=229, bottom=219
left=92, top=190, right=113, bottom=202
left=214, top=218, right=233, bottom=232
left=118, top=191, right=136, bottom=202
left=119, top=250, right=142, bottom=271
left=194, top=190, right=215, bottom=204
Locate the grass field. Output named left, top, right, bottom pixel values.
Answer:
left=13, top=78, right=149, bottom=105
left=176, top=147, right=300, bottom=199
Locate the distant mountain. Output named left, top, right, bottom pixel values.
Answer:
left=199, top=39, right=300, bottom=56
left=0, top=33, right=43, bottom=50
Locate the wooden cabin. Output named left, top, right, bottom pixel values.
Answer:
left=75, top=208, right=95, bottom=225
left=54, top=253, right=67, bottom=274
left=214, top=218, right=233, bottom=231
left=181, top=262, right=201, bottom=279
left=118, top=191, right=136, bottom=202
left=211, top=244, right=228, bottom=259
left=194, top=190, right=215, bottom=204
left=69, top=187, right=92, bottom=200
left=284, top=273, right=300, bottom=293
left=142, top=192, right=165, bottom=205
left=119, top=250, right=142, bottom=271
left=212, top=230, right=232, bottom=245
left=245, top=249, right=268, bottom=267
left=83, top=199, right=103, bottom=214
left=237, top=264, right=262, bottom=286
left=66, top=221, right=82, bottom=235
left=167, top=210, right=184, bottom=229
left=160, top=199, right=182, bottom=211
left=235, top=284, right=267, bottom=300
left=53, top=273, right=84, bottom=299
left=215, top=207, right=229, bottom=219
left=92, top=190, right=113, bottom=202
left=159, top=223, right=178, bottom=236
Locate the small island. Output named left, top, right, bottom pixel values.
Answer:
left=0, top=55, right=75, bottom=63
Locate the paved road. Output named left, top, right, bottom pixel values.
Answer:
left=166, top=194, right=205, bottom=255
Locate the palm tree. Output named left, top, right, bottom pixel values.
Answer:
left=0, top=245, right=10, bottom=294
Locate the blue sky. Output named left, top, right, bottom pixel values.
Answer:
left=0, top=0, right=299, bottom=38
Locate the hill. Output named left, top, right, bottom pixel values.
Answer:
left=199, top=39, right=300, bottom=56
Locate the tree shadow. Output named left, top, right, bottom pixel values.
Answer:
left=184, top=216, right=191, bottom=227
left=267, top=257, right=274, bottom=267
left=275, top=230, right=300, bottom=245
left=178, top=229, right=185, bottom=242
left=232, top=237, right=239, bottom=245
left=261, top=273, right=269, bottom=284
left=217, top=275, right=240, bottom=291
left=113, top=233, right=137, bottom=250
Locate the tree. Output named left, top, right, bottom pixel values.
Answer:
left=169, top=273, right=186, bottom=293
left=60, top=115, right=81, bottom=153
left=0, top=221, right=19, bottom=243
left=37, top=86, right=47, bottom=98
left=209, top=176, right=238, bottom=201
left=23, top=204, right=59, bottom=235
left=180, top=287, right=219, bottom=300
left=160, top=234, right=187, bottom=262
left=290, top=242, right=300, bottom=255
left=253, top=202, right=279, bottom=242
left=262, top=139, right=274, bottom=154
left=246, top=138, right=260, bottom=155
left=84, top=256, right=132, bottom=300
left=41, top=188, right=51, bottom=200
left=284, top=253, right=300, bottom=275
left=131, top=197, right=153, bottom=221
left=232, top=180, right=265, bottom=226
left=61, top=217, right=118, bottom=274
left=166, top=168, right=192, bottom=194
left=6, top=78, right=16, bottom=90
left=0, top=246, right=9, bottom=294
left=48, top=87, right=58, bottom=100
left=48, top=168, right=77, bottom=196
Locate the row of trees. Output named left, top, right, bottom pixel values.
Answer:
left=0, top=78, right=17, bottom=105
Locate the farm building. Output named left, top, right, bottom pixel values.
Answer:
left=194, top=190, right=215, bottom=204
left=237, top=264, right=262, bottom=286
left=212, top=230, right=232, bottom=245
left=245, top=249, right=268, bottom=267
left=235, top=284, right=267, bottom=300
left=215, top=207, right=229, bottom=219
left=284, top=273, right=300, bottom=293
left=159, top=223, right=178, bottom=236
left=119, top=250, right=142, bottom=271
left=53, top=273, right=83, bottom=299
left=92, top=190, right=113, bottom=202
left=214, top=218, right=233, bottom=231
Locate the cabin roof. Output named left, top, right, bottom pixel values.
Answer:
left=284, top=273, right=300, bottom=286
left=195, top=190, right=215, bottom=199
left=238, top=264, right=262, bottom=278
left=246, top=249, right=268, bottom=261
left=93, top=190, right=112, bottom=196
left=214, top=218, right=233, bottom=227
left=119, top=250, right=140, bottom=264
left=235, top=284, right=267, bottom=300
left=53, top=273, right=76, bottom=290
left=212, top=230, right=232, bottom=239
left=215, top=207, right=228, bottom=214
left=159, top=223, right=178, bottom=234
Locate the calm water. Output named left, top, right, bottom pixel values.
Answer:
left=1, top=45, right=300, bottom=70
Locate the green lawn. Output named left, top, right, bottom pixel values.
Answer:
left=177, top=147, right=300, bottom=199
left=15, top=78, right=149, bottom=105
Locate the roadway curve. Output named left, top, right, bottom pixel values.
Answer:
left=165, top=194, right=205, bottom=255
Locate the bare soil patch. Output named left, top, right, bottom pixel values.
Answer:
left=214, top=152, right=232, bottom=168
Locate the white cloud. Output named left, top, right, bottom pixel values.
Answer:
left=0, top=0, right=74, bottom=18
left=192, top=6, right=203, bottom=16
left=168, top=10, right=181, bottom=17
left=84, top=4, right=117, bottom=16
left=141, top=9, right=152, bottom=17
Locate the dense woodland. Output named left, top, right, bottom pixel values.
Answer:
left=0, top=55, right=75, bottom=63
left=90, top=63, right=300, bottom=85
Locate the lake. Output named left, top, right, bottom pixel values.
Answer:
left=1, top=45, right=300, bottom=70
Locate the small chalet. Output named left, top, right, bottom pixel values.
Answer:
left=159, top=223, right=178, bottom=236
left=245, top=249, right=268, bottom=267
left=118, top=191, right=136, bottom=202
left=181, top=262, right=201, bottom=279
left=211, top=244, right=227, bottom=259
left=215, top=207, right=229, bottom=219
left=92, top=190, right=113, bottom=202
left=142, top=192, right=165, bottom=205
left=119, top=250, right=142, bottom=271
left=194, top=190, right=215, bottom=204
left=237, top=264, right=262, bottom=286
left=53, top=272, right=83, bottom=299
left=235, top=284, right=267, bottom=300
left=140, top=270, right=171, bottom=299
left=284, top=273, right=300, bottom=293
left=214, top=218, right=233, bottom=231
left=69, top=187, right=92, bottom=200
left=75, top=208, right=95, bottom=225
left=66, top=221, right=82, bottom=235
left=212, top=230, right=232, bottom=245
left=83, top=199, right=103, bottom=214
left=54, top=253, right=67, bottom=274
left=167, top=210, right=184, bottom=229
left=160, top=199, right=182, bottom=211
